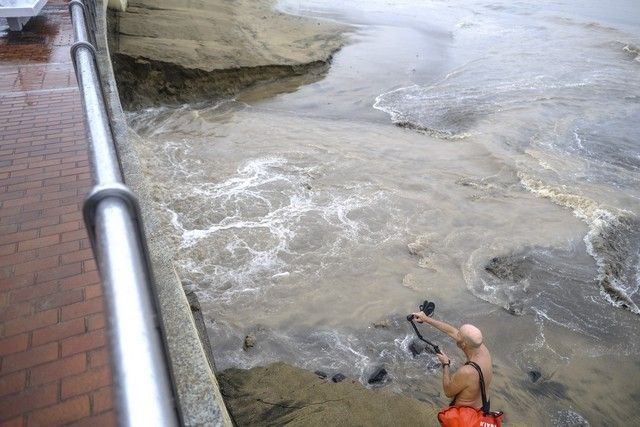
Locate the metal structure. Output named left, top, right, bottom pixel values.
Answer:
left=68, top=1, right=179, bottom=425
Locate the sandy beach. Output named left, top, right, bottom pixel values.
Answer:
left=112, top=0, right=348, bottom=70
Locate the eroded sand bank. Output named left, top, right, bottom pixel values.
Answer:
left=109, top=0, right=348, bottom=107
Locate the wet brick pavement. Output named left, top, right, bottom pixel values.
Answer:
left=0, top=1, right=116, bottom=426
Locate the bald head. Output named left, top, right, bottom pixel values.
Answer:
left=459, top=324, right=483, bottom=349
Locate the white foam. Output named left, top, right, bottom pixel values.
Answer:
left=572, top=129, right=584, bottom=150
left=519, top=173, right=640, bottom=314
left=622, top=43, right=640, bottom=62
left=553, top=409, right=590, bottom=427
left=164, top=156, right=394, bottom=298
left=521, top=309, right=572, bottom=366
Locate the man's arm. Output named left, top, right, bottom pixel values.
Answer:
left=411, top=312, right=459, bottom=340
left=442, top=365, right=471, bottom=398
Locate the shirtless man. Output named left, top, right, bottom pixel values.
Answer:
left=411, top=312, right=493, bottom=408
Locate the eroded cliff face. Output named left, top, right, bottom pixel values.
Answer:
left=111, top=53, right=332, bottom=108
left=108, top=0, right=348, bottom=108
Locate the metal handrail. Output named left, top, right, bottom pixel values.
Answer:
left=68, top=1, right=179, bottom=425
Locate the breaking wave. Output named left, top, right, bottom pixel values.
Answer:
left=372, top=70, right=597, bottom=142
left=519, top=174, right=640, bottom=314
left=373, top=84, right=475, bottom=139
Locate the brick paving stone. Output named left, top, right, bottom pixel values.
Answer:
left=87, top=347, right=109, bottom=369
left=61, top=365, right=111, bottom=400
left=0, top=301, right=31, bottom=322
left=0, top=333, right=29, bottom=357
left=26, top=395, right=91, bottom=427
left=83, top=284, right=103, bottom=301
left=29, top=353, right=87, bottom=386
left=60, top=297, right=105, bottom=322
left=0, top=250, right=38, bottom=269
left=0, top=383, right=58, bottom=421
left=60, top=327, right=106, bottom=357
left=3, top=309, right=58, bottom=337
left=0, top=2, right=115, bottom=425
left=66, top=410, right=116, bottom=427
left=10, top=281, right=59, bottom=304
left=0, top=291, right=8, bottom=307
left=1, top=416, right=25, bottom=427
left=34, top=287, right=84, bottom=311
left=31, top=317, right=85, bottom=346
left=82, top=308, right=105, bottom=330
left=0, top=371, right=26, bottom=398
left=2, top=342, right=59, bottom=374
left=91, top=385, right=113, bottom=414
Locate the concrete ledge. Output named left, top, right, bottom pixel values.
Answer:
left=92, top=1, right=232, bottom=425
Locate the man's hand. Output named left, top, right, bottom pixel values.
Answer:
left=437, top=352, right=450, bottom=365
left=411, top=311, right=429, bottom=323
left=410, top=312, right=460, bottom=341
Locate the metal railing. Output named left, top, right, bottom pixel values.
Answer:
left=68, top=1, right=179, bottom=425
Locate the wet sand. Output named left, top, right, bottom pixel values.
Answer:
left=111, top=0, right=348, bottom=71
left=219, top=363, right=440, bottom=427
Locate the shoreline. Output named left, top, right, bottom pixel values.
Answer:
left=219, top=362, right=441, bottom=426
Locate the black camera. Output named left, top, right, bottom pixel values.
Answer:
left=407, top=300, right=435, bottom=321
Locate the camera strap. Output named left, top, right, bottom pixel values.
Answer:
left=407, top=317, right=441, bottom=355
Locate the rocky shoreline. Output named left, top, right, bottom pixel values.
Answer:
left=219, top=362, right=440, bottom=426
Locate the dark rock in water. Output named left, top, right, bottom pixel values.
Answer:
left=315, top=370, right=328, bottom=379
left=528, top=370, right=542, bottom=383
left=243, top=334, right=256, bottom=351
left=484, top=255, right=527, bottom=282
left=528, top=379, right=567, bottom=398
left=506, top=301, right=524, bottom=316
left=368, top=368, right=388, bottom=384
left=332, top=373, right=346, bottom=383
left=425, top=359, right=442, bottom=370
left=409, top=340, right=426, bottom=357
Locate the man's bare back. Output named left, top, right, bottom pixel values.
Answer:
left=448, top=344, right=492, bottom=408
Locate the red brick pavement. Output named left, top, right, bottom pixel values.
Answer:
left=1, top=2, right=115, bottom=426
